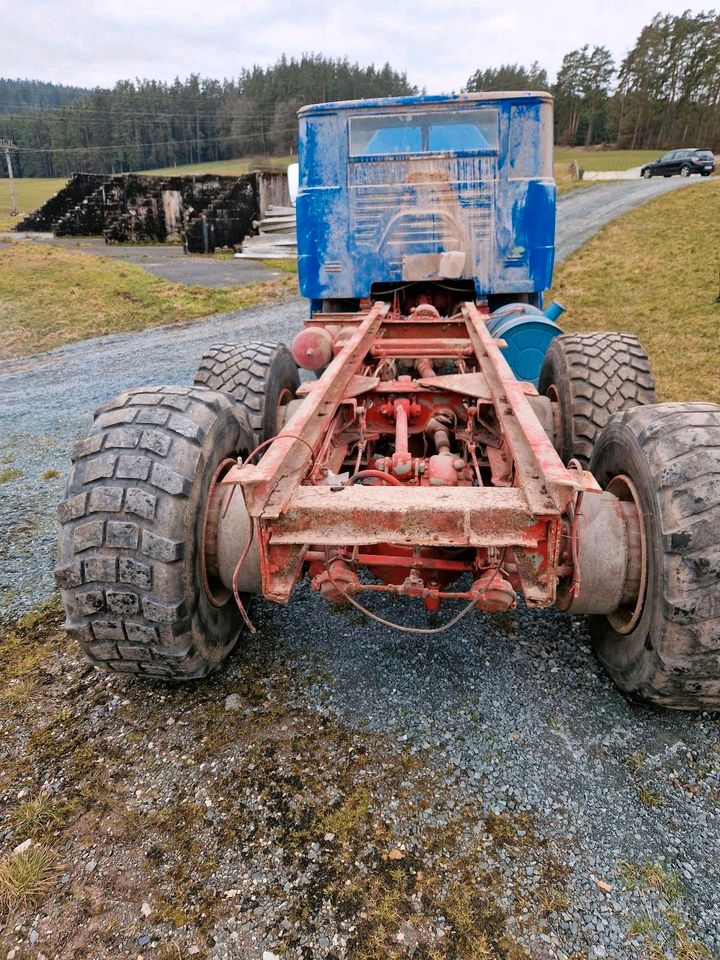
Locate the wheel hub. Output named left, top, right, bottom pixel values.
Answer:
left=604, top=474, right=647, bottom=634
left=202, top=458, right=263, bottom=603
left=201, top=458, right=237, bottom=607
left=557, top=483, right=646, bottom=621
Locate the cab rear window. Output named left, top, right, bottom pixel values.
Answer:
left=349, top=108, right=499, bottom=157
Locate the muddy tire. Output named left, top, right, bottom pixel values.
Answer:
left=589, top=403, right=720, bottom=709
left=55, top=386, right=256, bottom=679
left=539, top=332, right=656, bottom=466
left=194, top=341, right=299, bottom=445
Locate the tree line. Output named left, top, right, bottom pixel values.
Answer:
left=466, top=10, right=720, bottom=150
left=0, top=78, right=89, bottom=115
left=1, top=11, right=718, bottom=179
left=0, top=57, right=415, bottom=178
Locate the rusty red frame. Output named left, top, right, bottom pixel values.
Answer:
left=222, top=301, right=585, bottom=607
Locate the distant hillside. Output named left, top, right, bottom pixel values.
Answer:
left=0, top=78, right=91, bottom=115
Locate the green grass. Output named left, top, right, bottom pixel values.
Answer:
left=618, top=860, right=684, bottom=901
left=0, top=177, right=65, bottom=231
left=0, top=242, right=297, bottom=360
left=139, top=155, right=293, bottom=176
left=260, top=257, right=298, bottom=274
left=549, top=179, right=720, bottom=403
left=554, top=148, right=665, bottom=171
left=553, top=162, right=593, bottom=194
left=12, top=795, right=69, bottom=834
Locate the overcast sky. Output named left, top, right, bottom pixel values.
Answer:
left=0, top=0, right=710, bottom=93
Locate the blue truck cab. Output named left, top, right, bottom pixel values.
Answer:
left=296, top=91, right=556, bottom=317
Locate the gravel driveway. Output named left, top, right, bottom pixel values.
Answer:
left=1, top=174, right=717, bottom=960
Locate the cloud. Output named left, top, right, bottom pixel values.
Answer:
left=0, top=0, right=709, bottom=92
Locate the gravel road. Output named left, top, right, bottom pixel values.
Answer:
left=1, top=174, right=717, bottom=960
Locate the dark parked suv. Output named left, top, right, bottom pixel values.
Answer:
left=641, top=148, right=715, bottom=179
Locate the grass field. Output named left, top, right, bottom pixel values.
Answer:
left=552, top=149, right=669, bottom=193
left=139, top=155, right=293, bottom=177
left=549, top=179, right=719, bottom=403
left=553, top=148, right=662, bottom=172
left=0, top=243, right=297, bottom=360
left=0, top=178, right=65, bottom=232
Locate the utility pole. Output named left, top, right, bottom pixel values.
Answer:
left=1, top=138, right=18, bottom=217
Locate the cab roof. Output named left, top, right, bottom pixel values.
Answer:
left=298, top=91, right=553, bottom=116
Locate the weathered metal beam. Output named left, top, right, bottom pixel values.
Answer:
left=370, top=338, right=473, bottom=358
left=462, top=301, right=581, bottom=513
left=223, top=301, right=389, bottom=517
left=268, top=484, right=545, bottom=548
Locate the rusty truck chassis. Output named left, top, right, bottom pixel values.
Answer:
left=205, top=301, right=645, bottom=631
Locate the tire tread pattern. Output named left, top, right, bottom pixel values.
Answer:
left=193, top=340, right=299, bottom=443
left=55, top=385, right=247, bottom=680
left=541, top=332, right=656, bottom=465
left=591, top=402, right=720, bottom=708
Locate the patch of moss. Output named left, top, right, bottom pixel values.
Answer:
left=637, top=785, right=666, bottom=808
left=484, top=810, right=538, bottom=849
left=317, top=785, right=371, bottom=844
left=0, top=596, right=63, bottom=691
left=0, top=467, right=22, bottom=483
left=142, top=803, right=224, bottom=934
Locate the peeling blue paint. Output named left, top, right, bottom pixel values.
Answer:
left=296, top=92, right=556, bottom=305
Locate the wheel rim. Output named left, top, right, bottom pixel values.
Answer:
left=681, top=166, right=690, bottom=177
left=201, top=458, right=238, bottom=607
left=605, top=474, right=647, bottom=634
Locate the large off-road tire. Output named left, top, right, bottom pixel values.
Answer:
left=539, top=332, right=656, bottom=466
left=193, top=341, right=299, bottom=445
left=589, top=403, right=720, bottom=709
left=55, top=386, right=256, bottom=679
